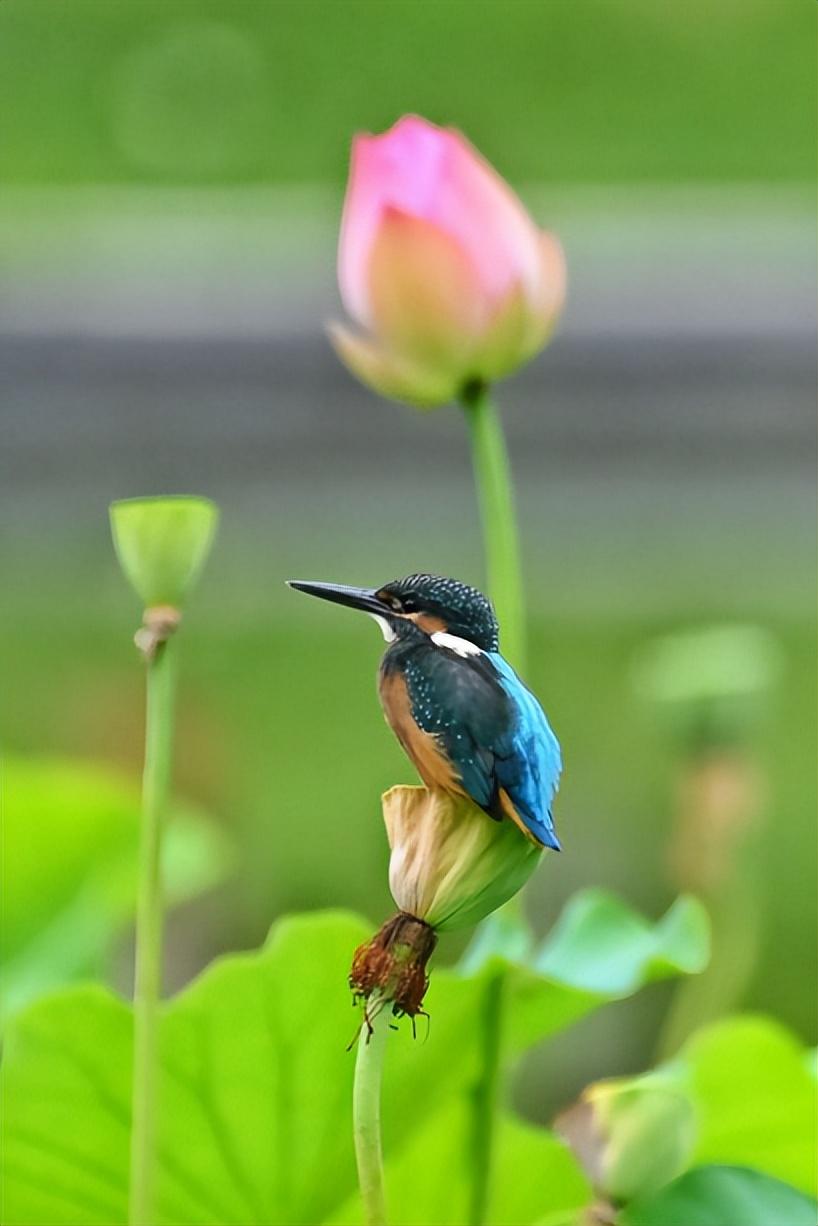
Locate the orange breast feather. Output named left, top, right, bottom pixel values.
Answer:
left=379, top=670, right=463, bottom=796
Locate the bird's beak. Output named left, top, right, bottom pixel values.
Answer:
left=286, top=579, right=390, bottom=618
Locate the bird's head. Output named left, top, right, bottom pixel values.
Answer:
left=287, top=573, right=499, bottom=651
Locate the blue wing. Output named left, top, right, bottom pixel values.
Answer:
left=486, top=652, right=562, bottom=850
left=402, top=643, right=562, bottom=849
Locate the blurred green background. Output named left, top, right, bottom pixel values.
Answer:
left=1, top=0, right=814, bottom=1120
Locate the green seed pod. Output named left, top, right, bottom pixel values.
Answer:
left=382, top=785, right=542, bottom=932
left=110, top=496, right=218, bottom=609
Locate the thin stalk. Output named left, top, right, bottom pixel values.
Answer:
left=353, top=1000, right=390, bottom=1226
left=460, top=383, right=527, bottom=1223
left=467, top=971, right=505, bottom=1226
left=461, top=382, right=527, bottom=674
left=129, top=635, right=177, bottom=1226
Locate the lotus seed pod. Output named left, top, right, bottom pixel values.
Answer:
left=110, top=496, right=218, bottom=610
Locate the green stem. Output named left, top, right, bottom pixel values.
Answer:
left=460, top=389, right=527, bottom=931
left=129, top=636, right=177, bottom=1226
left=353, top=1001, right=390, bottom=1226
left=461, top=382, right=527, bottom=674
left=467, top=971, right=505, bottom=1226
left=461, top=382, right=526, bottom=1223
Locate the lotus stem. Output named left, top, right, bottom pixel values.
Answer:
left=461, top=381, right=527, bottom=674
left=353, top=998, right=390, bottom=1226
left=461, top=382, right=527, bottom=1222
left=129, top=634, right=177, bottom=1226
left=467, top=970, right=506, bottom=1226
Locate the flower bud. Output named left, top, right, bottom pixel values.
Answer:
left=383, top=785, right=541, bottom=932
left=332, top=114, right=565, bottom=408
left=110, top=496, right=218, bottom=610
left=557, top=1076, right=697, bottom=1205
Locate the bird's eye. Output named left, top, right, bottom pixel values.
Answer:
left=377, top=590, right=403, bottom=613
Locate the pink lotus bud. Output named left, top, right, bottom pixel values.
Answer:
left=331, top=115, right=565, bottom=408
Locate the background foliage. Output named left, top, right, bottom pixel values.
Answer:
left=1, top=3, right=814, bottom=1221
left=4, top=907, right=814, bottom=1225
left=0, top=0, right=811, bottom=185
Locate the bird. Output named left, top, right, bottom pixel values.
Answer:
left=287, top=573, right=562, bottom=849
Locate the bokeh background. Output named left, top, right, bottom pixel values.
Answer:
left=2, top=0, right=815, bottom=1120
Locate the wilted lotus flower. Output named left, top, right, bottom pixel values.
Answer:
left=350, top=786, right=542, bottom=1019
left=383, top=785, right=541, bottom=932
left=331, top=114, right=565, bottom=408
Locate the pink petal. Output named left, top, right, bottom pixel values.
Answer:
left=473, top=284, right=531, bottom=382
left=427, top=126, right=544, bottom=302
left=366, top=207, right=486, bottom=373
left=339, top=115, right=543, bottom=324
left=529, top=230, right=567, bottom=323
left=475, top=233, right=567, bottom=381
left=339, top=117, right=448, bottom=327
left=328, top=322, right=457, bottom=408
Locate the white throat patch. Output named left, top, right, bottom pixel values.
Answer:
left=369, top=613, right=397, bottom=643
left=431, top=631, right=483, bottom=657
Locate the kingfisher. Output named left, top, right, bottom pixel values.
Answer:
left=287, top=573, right=561, bottom=849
